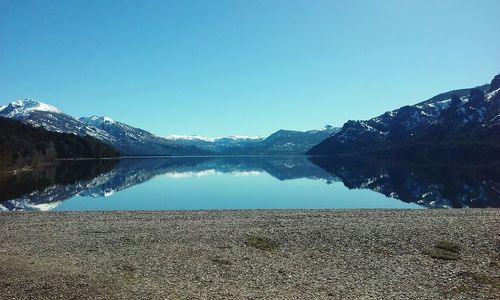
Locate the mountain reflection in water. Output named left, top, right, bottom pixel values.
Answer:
left=0, top=156, right=498, bottom=211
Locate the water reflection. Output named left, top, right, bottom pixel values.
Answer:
left=0, top=156, right=498, bottom=211
left=310, top=156, right=500, bottom=208
left=0, top=160, right=118, bottom=211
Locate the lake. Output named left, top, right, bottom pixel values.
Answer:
left=1, top=156, right=498, bottom=211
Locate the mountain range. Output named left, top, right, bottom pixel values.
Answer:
left=0, top=99, right=205, bottom=156
left=308, top=74, right=500, bottom=161
left=165, top=125, right=338, bottom=154
left=0, top=99, right=339, bottom=156
left=1, top=73, right=499, bottom=160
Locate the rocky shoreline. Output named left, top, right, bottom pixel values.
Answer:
left=1, top=209, right=499, bottom=299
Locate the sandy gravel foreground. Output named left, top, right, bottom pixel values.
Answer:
left=1, top=209, right=499, bottom=299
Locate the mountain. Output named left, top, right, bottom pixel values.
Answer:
left=257, top=125, right=339, bottom=154
left=0, top=99, right=115, bottom=141
left=0, top=99, right=207, bottom=156
left=308, top=74, right=500, bottom=161
left=167, top=125, right=339, bottom=154
left=165, top=134, right=264, bottom=153
left=78, top=116, right=206, bottom=156
left=0, top=98, right=338, bottom=156
left=0, top=117, right=118, bottom=171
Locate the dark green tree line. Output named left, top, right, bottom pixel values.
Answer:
left=0, top=117, right=119, bottom=170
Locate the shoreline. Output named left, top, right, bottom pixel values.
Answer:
left=1, top=209, right=499, bottom=299
left=0, top=162, right=57, bottom=175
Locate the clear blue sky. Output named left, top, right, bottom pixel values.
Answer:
left=1, top=0, right=499, bottom=137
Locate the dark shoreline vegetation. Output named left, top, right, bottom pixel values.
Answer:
left=0, top=117, right=119, bottom=172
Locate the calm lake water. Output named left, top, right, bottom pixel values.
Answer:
left=1, top=156, right=499, bottom=211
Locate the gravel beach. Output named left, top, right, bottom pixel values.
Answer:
left=1, top=209, right=499, bottom=299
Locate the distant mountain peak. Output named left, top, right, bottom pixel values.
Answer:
left=79, top=115, right=116, bottom=125
left=488, top=73, right=500, bottom=93
left=1, top=98, right=62, bottom=117
left=165, top=134, right=264, bottom=142
left=220, top=135, right=264, bottom=140
left=165, top=134, right=216, bottom=142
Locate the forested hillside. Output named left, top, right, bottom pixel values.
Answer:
left=0, top=117, right=119, bottom=171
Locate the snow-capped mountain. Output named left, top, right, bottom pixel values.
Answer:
left=0, top=98, right=62, bottom=116
left=78, top=115, right=206, bottom=156
left=167, top=125, right=339, bottom=154
left=165, top=134, right=264, bottom=153
left=308, top=73, right=500, bottom=160
left=0, top=98, right=116, bottom=142
left=0, top=98, right=337, bottom=156
left=0, top=99, right=206, bottom=156
left=166, top=134, right=263, bottom=143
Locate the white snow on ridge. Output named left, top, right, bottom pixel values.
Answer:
left=163, top=169, right=263, bottom=178
left=164, top=169, right=217, bottom=178
left=79, top=115, right=116, bottom=125
left=222, top=135, right=264, bottom=140
left=3, top=198, right=63, bottom=211
left=417, top=98, right=453, bottom=111
left=230, top=170, right=263, bottom=176
left=486, top=88, right=500, bottom=100
left=102, top=116, right=114, bottom=123
left=165, top=134, right=264, bottom=142
left=31, top=202, right=63, bottom=211
left=165, top=134, right=216, bottom=142
left=319, top=125, right=335, bottom=131
left=5, top=98, right=62, bottom=116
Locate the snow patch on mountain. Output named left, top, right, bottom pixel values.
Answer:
left=79, top=115, right=116, bottom=126
left=486, top=88, right=500, bottom=100
left=224, top=135, right=264, bottom=140
left=164, top=169, right=217, bottom=178
left=165, top=134, right=264, bottom=142
left=0, top=98, right=61, bottom=117
left=166, top=135, right=217, bottom=142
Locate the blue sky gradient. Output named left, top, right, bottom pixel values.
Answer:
left=1, top=0, right=499, bottom=136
